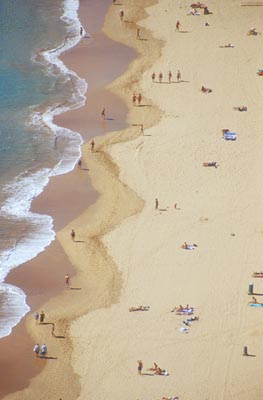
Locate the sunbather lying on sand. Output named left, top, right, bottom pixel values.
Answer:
left=162, top=397, right=179, bottom=400
left=233, top=106, right=247, bottom=111
left=247, top=27, right=260, bottom=36
left=171, top=305, right=183, bottom=312
left=248, top=296, right=258, bottom=304
left=203, top=162, right=219, bottom=168
left=191, top=2, right=207, bottom=8
left=183, top=316, right=199, bottom=325
left=129, top=305, right=150, bottom=312
left=204, top=6, right=212, bottom=14
left=181, top=242, right=198, bottom=250
left=147, top=362, right=158, bottom=371
left=253, top=271, right=263, bottom=277
left=171, top=305, right=194, bottom=314
left=187, top=8, right=200, bottom=15
left=219, top=43, right=234, bottom=48
left=201, top=86, right=212, bottom=93
left=187, top=315, right=199, bottom=321
left=155, top=367, right=169, bottom=376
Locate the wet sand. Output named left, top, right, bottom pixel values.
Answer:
left=0, top=1, right=135, bottom=398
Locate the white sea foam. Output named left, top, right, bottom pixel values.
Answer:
left=32, top=0, right=88, bottom=176
left=0, top=284, right=30, bottom=339
left=0, top=168, right=55, bottom=281
left=0, top=0, right=88, bottom=339
left=1, top=168, right=50, bottom=219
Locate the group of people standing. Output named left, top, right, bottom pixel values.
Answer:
left=33, top=343, right=48, bottom=358
left=34, top=310, right=45, bottom=324
left=33, top=311, right=47, bottom=358
left=132, top=92, right=142, bottom=106
left=151, top=70, right=181, bottom=83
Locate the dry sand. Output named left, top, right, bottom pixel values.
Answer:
left=5, top=0, right=263, bottom=399
left=71, top=1, right=263, bottom=400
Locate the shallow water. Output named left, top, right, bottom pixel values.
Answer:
left=0, top=0, right=85, bottom=338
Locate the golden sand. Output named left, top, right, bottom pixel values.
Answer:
left=6, top=0, right=263, bottom=399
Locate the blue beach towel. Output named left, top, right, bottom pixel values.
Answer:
left=250, top=303, right=263, bottom=307
left=224, top=132, right=237, bottom=140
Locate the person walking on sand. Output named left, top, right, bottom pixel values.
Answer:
left=90, top=139, right=95, bottom=152
left=51, top=323, right=55, bottom=337
left=137, top=93, right=142, bottom=106
left=136, top=28, right=140, bottom=39
left=40, top=343, right=47, bottom=358
left=71, top=228, right=76, bottom=241
left=168, top=70, right=172, bottom=83
left=159, top=72, right=163, bottom=83
left=140, top=124, right=144, bottom=134
left=177, top=69, right=181, bottom=82
left=65, top=273, right=70, bottom=289
left=39, top=310, right=45, bottom=324
left=80, top=26, right=83, bottom=36
left=176, top=20, right=181, bottom=31
left=77, top=158, right=82, bottom=169
left=151, top=72, right=156, bottom=82
left=101, top=107, right=106, bottom=119
left=119, top=9, right=124, bottom=21
left=132, top=93, right=137, bottom=106
left=155, top=198, right=159, bottom=210
left=34, top=311, right=39, bottom=324
left=137, top=360, right=143, bottom=374
left=33, top=343, right=40, bottom=358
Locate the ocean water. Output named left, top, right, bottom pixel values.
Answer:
left=0, top=0, right=86, bottom=338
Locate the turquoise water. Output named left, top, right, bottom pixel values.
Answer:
left=0, top=0, right=85, bottom=338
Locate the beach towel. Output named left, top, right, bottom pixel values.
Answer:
left=250, top=303, right=263, bottom=307
left=176, top=308, right=194, bottom=315
left=160, top=370, right=169, bottom=376
left=223, top=132, right=236, bottom=140
left=179, top=326, right=189, bottom=333
left=184, top=308, right=194, bottom=313
left=155, top=369, right=170, bottom=376
left=183, top=244, right=197, bottom=250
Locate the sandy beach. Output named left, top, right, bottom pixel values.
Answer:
left=4, top=0, right=263, bottom=399
left=1, top=0, right=134, bottom=398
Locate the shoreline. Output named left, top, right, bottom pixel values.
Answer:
left=0, top=0, right=138, bottom=398
left=0, top=0, right=84, bottom=344
left=7, top=0, right=263, bottom=398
